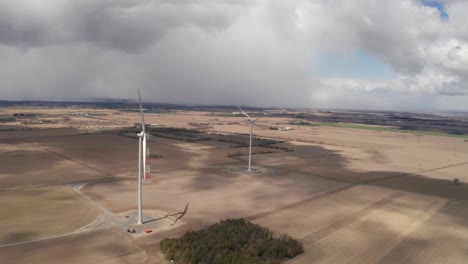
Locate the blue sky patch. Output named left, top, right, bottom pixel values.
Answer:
left=422, top=0, right=449, bottom=20
left=314, top=50, right=396, bottom=80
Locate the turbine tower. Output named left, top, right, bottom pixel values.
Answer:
left=136, top=90, right=149, bottom=225
left=237, top=105, right=263, bottom=172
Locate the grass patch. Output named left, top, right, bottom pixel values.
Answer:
left=0, top=116, right=16, bottom=123
left=160, top=218, right=303, bottom=264
left=316, top=122, right=468, bottom=138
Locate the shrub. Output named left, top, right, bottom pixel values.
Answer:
left=160, top=218, right=303, bottom=264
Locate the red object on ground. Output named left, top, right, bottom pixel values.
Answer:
left=144, top=229, right=152, bottom=233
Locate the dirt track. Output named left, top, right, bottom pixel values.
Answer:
left=0, top=228, right=148, bottom=264
left=0, top=186, right=99, bottom=245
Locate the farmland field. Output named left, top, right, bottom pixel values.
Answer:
left=2, top=107, right=468, bottom=263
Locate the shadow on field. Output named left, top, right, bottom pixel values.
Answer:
left=4, top=128, right=468, bottom=201
left=5, top=128, right=468, bottom=263
left=233, top=140, right=468, bottom=202
left=368, top=173, right=468, bottom=201
left=0, top=131, right=252, bottom=190
left=142, top=202, right=189, bottom=226
left=179, top=135, right=468, bottom=262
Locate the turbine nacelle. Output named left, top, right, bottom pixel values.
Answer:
left=237, top=105, right=264, bottom=124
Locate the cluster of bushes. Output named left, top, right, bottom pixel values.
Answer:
left=269, top=145, right=294, bottom=152
left=160, top=218, right=303, bottom=264
left=212, top=136, right=248, bottom=147
left=152, top=127, right=200, bottom=135
left=12, top=113, right=39, bottom=117
left=149, top=153, right=163, bottom=159
left=255, top=138, right=279, bottom=147
left=118, top=126, right=140, bottom=134
left=150, top=127, right=204, bottom=142
left=152, top=132, right=204, bottom=142
left=400, top=124, right=468, bottom=135
left=0, top=116, right=15, bottom=123
left=211, top=133, right=280, bottom=148
left=117, top=126, right=296, bottom=151
left=188, top=122, right=214, bottom=129
left=122, top=109, right=174, bottom=114
left=21, top=120, right=57, bottom=125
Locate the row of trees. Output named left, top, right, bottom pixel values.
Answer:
left=160, top=218, right=303, bottom=264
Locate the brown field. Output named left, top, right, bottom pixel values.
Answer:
left=0, top=228, right=147, bottom=264
left=0, top=186, right=99, bottom=244
left=287, top=192, right=446, bottom=263
left=82, top=169, right=349, bottom=220
left=0, top=128, right=85, bottom=139
left=377, top=200, right=468, bottom=264
left=2, top=107, right=468, bottom=263
left=0, top=140, right=90, bottom=189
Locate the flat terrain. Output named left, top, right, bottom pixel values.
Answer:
left=286, top=191, right=446, bottom=263
left=0, top=137, right=109, bottom=189
left=377, top=200, right=468, bottom=264
left=0, top=228, right=147, bottom=264
left=0, top=186, right=99, bottom=245
left=83, top=169, right=349, bottom=221
left=2, top=107, right=468, bottom=263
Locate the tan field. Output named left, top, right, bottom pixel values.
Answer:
left=82, top=169, right=349, bottom=221
left=2, top=107, right=468, bottom=263
left=0, top=186, right=99, bottom=245
left=0, top=228, right=148, bottom=264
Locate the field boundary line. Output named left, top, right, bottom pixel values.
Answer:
left=300, top=192, right=404, bottom=243
left=0, top=131, right=93, bottom=140
left=363, top=160, right=468, bottom=184
left=246, top=184, right=355, bottom=221
left=22, top=139, right=115, bottom=178
left=364, top=198, right=447, bottom=263
left=251, top=161, right=360, bottom=184
left=0, top=175, right=134, bottom=192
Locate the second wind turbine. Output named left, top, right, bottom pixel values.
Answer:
left=136, top=90, right=150, bottom=225
left=237, top=105, right=263, bottom=172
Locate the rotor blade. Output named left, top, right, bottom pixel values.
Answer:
left=138, top=90, right=146, bottom=133
left=237, top=105, right=252, bottom=120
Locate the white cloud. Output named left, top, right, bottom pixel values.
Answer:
left=0, top=0, right=467, bottom=110
left=426, top=39, right=468, bottom=75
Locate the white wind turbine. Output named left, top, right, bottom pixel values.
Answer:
left=136, top=90, right=149, bottom=225
left=237, top=105, right=264, bottom=172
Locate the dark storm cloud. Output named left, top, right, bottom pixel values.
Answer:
left=0, top=0, right=248, bottom=51
left=0, top=0, right=468, bottom=110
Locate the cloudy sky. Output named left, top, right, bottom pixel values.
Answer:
left=1, top=0, right=467, bottom=111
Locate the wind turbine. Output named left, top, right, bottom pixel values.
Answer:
left=136, top=90, right=149, bottom=225
left=237, top=106, right=264, bottom=172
